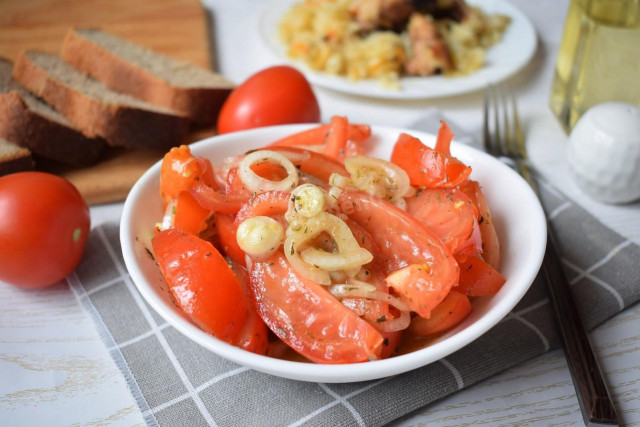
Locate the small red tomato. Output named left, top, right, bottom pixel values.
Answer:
left=0, top=172, right=90, bottom=288
left=217, top=65, right=320, bottom=134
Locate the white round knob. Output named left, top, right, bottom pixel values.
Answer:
left=567, top=102, right=640, bottom=204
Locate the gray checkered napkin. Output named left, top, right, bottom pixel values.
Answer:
left=68, top=178, right=640, bottom=427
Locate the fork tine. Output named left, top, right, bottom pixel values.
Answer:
left=507, top=87, right=527, bottom=159
left=482, top=86, right=493, bottom=155
left=483, top=84, right=501, bottom=157
left=491, top=85, right=504, bottom=157
left=501, top=85, right=515, bottom=157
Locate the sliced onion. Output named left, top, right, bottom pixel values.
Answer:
left=344, top=155, right=410, bottom=203
left=373, top=310, right=410, bottom=332
left=329, top=172, right=353, bottom=189
left=301, top=247, right=372, bottom=271
left=284, top=212, right=373, bottom=285
left=329, top=282, right=409, bottom=312
left=236, top=216, right=284, bottom=260
left=238, top=150, right=299, bottom=192
left=284, top=234, right=331, bottom=285
left=287, top=184, right=327, bottom=220
left=329, top=281, right=411, bottom=332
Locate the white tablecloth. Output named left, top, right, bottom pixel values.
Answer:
left=1, top=0, right=639, bottom=425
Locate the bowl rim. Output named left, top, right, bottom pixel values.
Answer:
left=120, top=123, right=547, bottom=383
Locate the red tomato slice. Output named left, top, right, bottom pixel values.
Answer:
left=337, top=190, right=459, bottom=318
left=267, top=123, right=371, bottom=149
left=406, top=187, right=481, bottom=256
left=214, top=213, right=246, bottom=266
left=173, top=191, right=211, bottom=235
left=340, top=219, right=394, bottom=325
left=459, top=180, right=501, bottom=269
left=390, top=133, right=472, bottom=188
left=230, top=263, right=269, bottom=355
left=152, top=228, right=249, bottom=343
left=456, top=254, right=506, bottom=297
left=434, top=120, right=455, bottom=155
left=380, top=330, right=403, bottom=359
left=323, top=115, right=349, bottom=160
left=407, top=290, right=472, bottom=337
left=234, top=191, right=291, bottom=227
left=189, top=182, right=247, bottom=214
left=224, top=167, right=251, bottom=198
left=249, top=251, right=384, bottom=363
left=265, top=146, right=348, bottom=183
left=160, top=145, right=218, bottom=206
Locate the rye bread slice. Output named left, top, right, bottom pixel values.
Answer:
left=61, top=28, right=235, bottom=125
left=0, top=137, right=34, bottom=176
left=12, top=51, right=190, bottom=151
left=0, top=58, right=106, bottom=166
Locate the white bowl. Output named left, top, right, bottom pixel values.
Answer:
left=120, top=124, right=547, bottom=383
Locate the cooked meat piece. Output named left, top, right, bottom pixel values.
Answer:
left=404, top=13, right=452, bottom=76
left=351, top=0, right=415, bottom=31
left=412, top=0, right=468, bottom=22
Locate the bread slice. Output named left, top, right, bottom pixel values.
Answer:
left=0, top=137, right=34, bottom=176
left=0, top=58, right=106, bottom=166
left=12, top=51, right=190, bottom=151
left=61, top=28, right=235, bottom=125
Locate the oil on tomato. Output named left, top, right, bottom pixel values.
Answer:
left=0, top=172, right=90, bottom=288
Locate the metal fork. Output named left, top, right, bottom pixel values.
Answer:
left=483, top=85, right=618, bottom=427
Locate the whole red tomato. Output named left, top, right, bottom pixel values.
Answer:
left=217, top=66, right=320, bottom=134
left=0, top=172, right=90, bottom=288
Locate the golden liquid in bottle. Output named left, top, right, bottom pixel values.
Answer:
left=550, top=0, right=640, bottom=132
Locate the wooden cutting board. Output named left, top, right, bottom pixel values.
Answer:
left=0, top=0, right=219, bottom=205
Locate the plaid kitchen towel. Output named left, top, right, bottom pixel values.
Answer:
left=67, top=176, right=640, bottom=427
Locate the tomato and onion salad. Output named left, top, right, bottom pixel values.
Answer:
left=151, top=117, right=505, bottom=364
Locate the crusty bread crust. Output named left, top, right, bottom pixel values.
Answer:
left=61, top=28, right=234, bottom=125
left=12, top=51, right=190, bottom=151
left=0, top=90, right=106, bottom=166
left=0, top=138, right=34, bottom=176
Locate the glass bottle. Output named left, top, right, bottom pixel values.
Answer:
left=550, top=0, right=640, bottom=133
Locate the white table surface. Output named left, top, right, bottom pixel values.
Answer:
left=2, top=0, right=639, bottom=425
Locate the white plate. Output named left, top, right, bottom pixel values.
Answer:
left=259, top=0, right=537, bottom=99
left=120, top=124, right=546, bottom=383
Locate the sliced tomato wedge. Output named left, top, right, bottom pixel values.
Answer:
left=249, top=251, right=384, bottom=363
left=337, top=190, right=459, bottom=318
left=323, top=115, right=349, bottom=160
left=230, top=263, right=269, bottom=355
left=459, top=180, right=501, bottom=269
left=173, top=191, right=211, bottom=235
left=160, top=145, right=218, bottom=206
left=189, top=182, right=248, bottom=214
left=152, top=228, right=249, bottom=343
left=224, top=166, right=251, bottom=199
left=380, top=330, right=403, bottom=359
left=234, top=191, right=291, bottom=227
left=434, top=120, right=455, bottom=155
left=267, top=121, right=371, bottom=153
left=407, top=290, right=472, bottom=336
left=265, top=146, right=348, bottom=183
left=456, top=254, right=506, bottom=297
left=390, top=133, right=471, bottom=188
left=214, top=213, right=246, bottom=266
left=406, top=187, right=481, bottom=256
